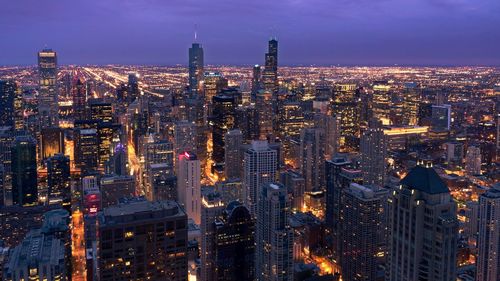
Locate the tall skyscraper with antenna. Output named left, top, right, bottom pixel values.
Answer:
left=189, top=35, right=204, bottom=95
left=262, top=39, right=278, bottom=93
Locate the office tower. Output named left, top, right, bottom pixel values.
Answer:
left=40, top=127, right=65, bottom=160
left=90, top=100, right=113, bottom=123
left=431, top=104, right=451, bottom=132
left=299, top=128, right=325, bottom=192
left=204, top=71, right=227, bottom=103
left=177, top=152, right=201, bottom=224
left=277, top=101, right=304, bottom=140
left=280, top=169, right=305, bottom=211
left=255, top=91, right=274, bottom=139
left=74, top=128, right=99, bottom=173
left=3, top=229, right=68, bottom=281
left=243, top=141, right=277, bottom=215
left=148, top=165, right=177, bottom=201
left=11, top=136, right=37, bottom=206
left=97, top=123, right=122, bottom=169
left=0, top=128, right=13, bottom=206
left=235, top=105, right=258, bottom=140
left=173, top=121, right=197, bottom=158
left=402, top=82, right=420, bottom=126
left=127, top=73, right=140, bottom=103
left=251, top=64, right=261, bottom=102
left=214, top=201, right=255, bottom=281
left=100, top=175, right=135, bottom=208
left=446, top=141, right=464, bottom=166
left=332, top=84, right=360, bottom=150
left=387, top=165, right=458, bottom=281
left=72, top=77, right=87, bottom=121
left=465, top=145, right=481, bottom=175
left=108, top=143, right=127, bottom=176
left=38, top=49, right=59, bottom=128
left=360, top=127, right=387, bottom=187
left=200, top=191, right=225, bottom=281
left=262, top=39, right=278, bottom=93
left=189, top=43, right=204, bottom=95
left=143, top=138, right=174, bottom=166
left=325, top=155, right=362, bottom=262
left=0, top=80, right=16, bottom=127
left=340, top=183, right=388, bottom=281
left=476, top=186, right=500, bottom=281
left=46, top=154, right=70, bottom=207
left=211, top=94, right=237, bottom=165
left=256, top=182, right=293, bottom=281
left=224, top=129, right=243, bottom=179
left=98, top=198, right=188, bottom=281
left=372, top=81, right=392, bottom=125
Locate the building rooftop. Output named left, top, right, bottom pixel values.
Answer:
left=401, top=165, right=449, bottom=194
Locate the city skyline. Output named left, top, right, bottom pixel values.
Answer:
left=1, top=1, right=500, bottom=66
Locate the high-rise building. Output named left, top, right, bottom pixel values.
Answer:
left=189, top=43, right=204, bottom=95
left=476, top=185, right=500, bottom=281
left=280, top=169, right=305, bottom=211
left=0, top=128, right=13, bottom=206
left=262, top=39, right=278, bottom=93
left=107, top=143, right=127, bottom=176
left=214, top=201, right=255, bottom=281
left=332, top=84, right=360, bottom=150
left=127, top=73, right=140, bottom=104
left=251, top=65, right=261, bottom=103
left=0, top=80, right=16, bottom=128
left=90, top=99, right=114, bottom=123
left=224, top=129, right=243, bottom=180
left=74, top=128, right=99, bottom=173
left=38, top=49, right=59, bottom=128
left=360, top=127, right=388, bottom=187
left=387, top=165, right=458, bottom=281
left=200, top=191, right=225, bottom=281
left=299, top=128, right=325, bottom=192
left=177, top=151, right=201, bottom=224
left=431, top=104, right=451, bottom=132
left=40, top=127, right=65, bottom=161
left=255, top=91, right=274, bottom=139
left=256, top=182, right=293, bottom=281
left=97, top=198, right=188, bottom=281
left=11, top=136, right=37, bottom=206
left=211, top=94, right=237, bottom=165
left=325, top=156, right=362, bottom=262
left=465, top=145, right=481, bottom=176
left=340, top=183, right=388, bottom=281
left=173, top=121, right=197, bottom=159
left=402, top=82, right=420, bottom=126
left=204, top=71, right=227, bottom=104
left=72, top=77, right=87, bottom=121
left=372, top=81, right=392, bottom=125
left=46, top=153, right=70, bottom=207
left=243, top=141, right=277, bottom=215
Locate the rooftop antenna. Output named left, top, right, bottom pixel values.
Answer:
left=194, top=23, right=198, bottom=42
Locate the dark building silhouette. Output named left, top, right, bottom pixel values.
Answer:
left=0, top=80, right=16, bottom=128
left=214, top=201, right=255, bottom=281
left=12, top=136, right=37, bottom=206
left=189, top=43, right=204, bottom=95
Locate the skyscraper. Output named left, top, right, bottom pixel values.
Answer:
left=387, top=165, right=458, bottom=281
left=11, top=136, right=38, bottom=206
left=340, top=183, right=388, bottom=281
left=72, top=77, right=87, bottom=121
left=74, top=128, right=99, bottom=173
left=325, top=156, right=362, bottom=263
left=224, top=129, right=243, bottom=180
left=97, top=198, right=188, bottom=281
left=360, top=127, right=388, bottom=187
left=0, top=80, right=16, bottom=128
left=431, top=104, right=451, bottom=132
left=214, top=201, right=255, bottom=281
left=40, top=127, right=65, bottom=161
left=332, top=84, right=360, bottom=151
left=475, top=185, right=500, bottom=281
left=38, top=49, right=59, bottom=128
left=299, top=128, right=325, bottom=192
left=189, top=43, right=204, bottom=95
left=46, top=153, right=70, bottom=207
left=256, top=182, right=293, bottom=281
left=127, top=73, right=140, bottom=104
left=251, top=64, right=261, bottom=103
left=243, top=141, right=277, bottom=215
left=173, top=121, right=197, bottom=159
left=262, top=39, right=278, bottom=93
left=211, top=94, right=237, bottom=165
left=177, top=151, right=201, bottom=224
left=200, top=191, right=225, bottom=281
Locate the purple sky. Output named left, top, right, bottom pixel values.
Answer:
left=1, top=0, right=500, bottom=66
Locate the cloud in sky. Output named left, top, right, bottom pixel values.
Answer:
left=1, top=0, right=499, bottom=65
